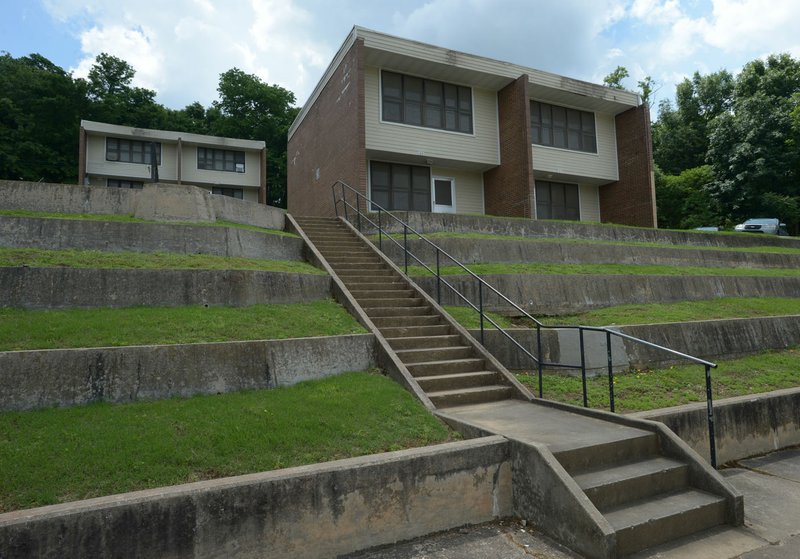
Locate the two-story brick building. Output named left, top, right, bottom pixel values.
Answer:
left=79, top=120, right=268, bottom=203
left=287, top=26, right=656, bottom=227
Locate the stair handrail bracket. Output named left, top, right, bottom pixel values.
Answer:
left=332, top=180, right=720, bottom=468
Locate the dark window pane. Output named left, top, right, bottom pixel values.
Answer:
left=381, top=71, right=472, bottom=134
left=444, top=84, right=458, bottom=108
left=458, top=87, right=471, bottom=111
left=424, top=105, right=441, bottom=128
left=445, top=109, right=457, bottom=130
left=434, top=179, right=452, bottom=205
left=405, top=101, right=422, bottom=125
left=458, top=113, right=472, bottom=133
left=424, top=80, right=442, bottom=104
left=383, top=100, right=402, bottom=122
left=382, top=71, right=402, bottom=99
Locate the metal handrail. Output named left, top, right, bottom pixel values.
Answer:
left=331, top=179, right=719, bottom=468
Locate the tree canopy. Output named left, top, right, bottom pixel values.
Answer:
left=0, top=52, right=298, bottom=207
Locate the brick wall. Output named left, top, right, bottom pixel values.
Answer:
left=287, top=39, right=366, bottom=216
left=483, top=75, right=535, bottom=218
left=599, top=105, right=657, bottom=227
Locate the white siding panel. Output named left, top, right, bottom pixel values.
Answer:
left=579, top=184, right=601, bottom=222
left=431, top=167, right=484, bottom=215
left=364, top=66, right=499, bottom=166
left=85, top=135, right=177, bottom=181
left=531, top=113, right=618, bottom=182
left=181, top=148, right=261, bottom=188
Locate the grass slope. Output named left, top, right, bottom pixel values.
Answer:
left=0, top=371, right=455, bottom=513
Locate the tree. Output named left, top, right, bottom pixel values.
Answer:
left=603, top=66, right=629, bottom=90
left=655, top=165, right=719, bottom=229
left=637, top=76, right=658, bottom=109
left=211, top=68, right=299, bottom=207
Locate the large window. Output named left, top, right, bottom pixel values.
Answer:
left=198, top=148, right=245, bottom=173
left=106, top=138, right=161, bottom=164
left=381, top=71, right=473, bottom=134
left=530, top=101, right=597, bottom=153
left=370, top=162, right=431, bottom=211
left=212, top=187, right=243, bottom=199
left=535, top=181, right=579, bottom=220
left=107, top=179, right=143, bottom=189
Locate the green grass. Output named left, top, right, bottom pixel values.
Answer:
left=376, top=231, right=800, bottom=255
left=407, top=261, right=800, bottom=278
left=0, top=248, right=322, bottom=273
left=0, top=300, right=365, bottom=351
left=0, top=371, right=455, bottom=512
left=0, top=209, right=297, bottom=237
left=515, top=348, right=800, bottom=413
left=538, top=298, right=800, bottom=326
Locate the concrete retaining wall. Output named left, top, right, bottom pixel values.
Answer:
left=468, top=315, right=800, bottom=372
left=416, top=274, right=800, bottom=315
left=632, top=387, right=800, bottom=465
left=0, top=216, right=304, bottom=261
left=357, top=212, right=800, bottom=249
left=380, top=236, right=800, bottom=269
left=0, top=180, right=285, bottom=230
left=0, top=437, right=512, bottom=559
left=0, top=334, right=376, bottom=411
left=0, top=268, right=331, bottom=309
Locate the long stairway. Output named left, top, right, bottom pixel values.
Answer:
left=294, top=216, right=529, bottom=408
left=293, top=215, right=742, bottom=558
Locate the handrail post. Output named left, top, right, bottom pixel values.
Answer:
left=705, top=364, right=717, bottom=468
left=332, top=183, right=339, bottom=217
left=606, top=330, right=615, bottom=413
left=537, top=325, right=543, bottom=398
left=378, top=209, right=382, bottom=251
left=403, top=225, right=408, bottom=275
left=343, top=187, right=349, bottom=223
left=356, top=194, right=362, bottom=232
left=478, top=280, right=484, bottom=345
left=436, top=250, right=441, bottom=304
left=580, top=328, right=588, bottom=408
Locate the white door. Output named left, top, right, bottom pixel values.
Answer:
left=432, top=177, right=455, bottom=213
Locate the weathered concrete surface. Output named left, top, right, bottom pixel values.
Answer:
left=0, top=437, right=513, bottom=559
left=417, top=274, right=800, bottom=315
left=0, top=216, right=304, bottom=260
left=466, top=315, right=800, bottom=372
left=0, top=180, right=285, bottom=230
left=379, top=236, right=800, bottom=269
left=631, top=388, right=800, bottom=465
left=0, top=267, right=331, bottom=309
left=359, top=211, right=800, bottom=249
left=0, top=334, right=376, bottom=411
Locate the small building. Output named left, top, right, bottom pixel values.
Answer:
left=79, top=120, right=268, bottom=204
left=287, top=26, right=657, bottom=227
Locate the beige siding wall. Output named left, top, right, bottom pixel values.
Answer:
left=431, top=167, right=484, bottom=214
left=579, top=184, right=601, bottom=222
left=85, top=135, right=177, bottom=181
left=181, top=146, right=261, bottom=188
left=531, top=112, right=618, bottom=182
left=364, top=66, right=499, bottom=166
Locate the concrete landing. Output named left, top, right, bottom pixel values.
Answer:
left=439, top=399, right=651, bottom=453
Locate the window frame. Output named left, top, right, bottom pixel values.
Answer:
left=197, top=148, right=246, bottom=173
left=535, top=180, right=580, bottom=221
left=530, top=101, right=597, bottom=154
left=369, top=161, right=432, bottom=212
left=105, top=138, right=161, bottom=165
left=211, top=187, right=244, bottom=199
left=107, top=179, right=144, bottom=189
left=381, top=70, right=474, bottom=135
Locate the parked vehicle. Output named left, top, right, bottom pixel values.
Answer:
left=734, top=218, right=788, bottom=235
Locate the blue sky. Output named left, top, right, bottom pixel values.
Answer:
left=3, top=0, right=800, bottom=115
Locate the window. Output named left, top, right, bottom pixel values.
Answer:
left=198, top=148, right=246, bottom=173
left=107, top=179, right=144, bottom=189
left=381, top=71, right=473, bottom=134
left=106, top=138, right=161, bottom=164
left=531, top=101, right=597, bottom=153
left=535, top=181, right=579, bottom=220
left=370, top=162, right=431, bottom=211
left=212, top=187, right=244, bottom=199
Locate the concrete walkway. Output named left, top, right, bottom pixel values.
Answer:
left=344, top=447, right=800, bottom=559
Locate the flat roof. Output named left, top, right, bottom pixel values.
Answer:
left=289, top=26, right=641, bottom=138
left=81, top=120, right=265, bottom=150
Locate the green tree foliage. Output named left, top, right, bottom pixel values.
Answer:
left=210, top=68, right=299, bottom=207
left=603, top=66, right=630, bottom=90
left=655, top=165, right=719, bottom=229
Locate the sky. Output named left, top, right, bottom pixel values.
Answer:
left=3, top=0, right=800, bottom=116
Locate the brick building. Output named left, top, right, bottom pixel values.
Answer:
left=287, top=27, right=656, bottom=227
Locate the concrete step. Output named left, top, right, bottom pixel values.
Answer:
left=427, top=385, right=516, bottom=408
left=370, top=315, right=445, bottom=328
left=364, top=306, right=432, bottom=318
left=386, top=335, right=463, bottom=350
left=395, top=346, right=475, bottom=364
left=406, top=358, right=486, bottom=377
left=416, top=371, right=501, bottom=392
left=317, top=249, right=375, bottom=257
left=349, top=289, right=417, bottom=299
left=573, top=457, right=689, bottom=510
left=345, top=281, right=407, bottom=291
left=354, top=298, right=426, bottom=309
left=553, top=432, right=660, bottom=474
left=324, top=256, right=379, bottom=263
left=379, top=324, right=453, bottom=338
left=332, top=263, right=390, bottom=272
left=605, top=489, right=727, bottom=556
left=336, top=270, right=397, bottom=278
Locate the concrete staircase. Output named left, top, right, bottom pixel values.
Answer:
left=294, top=216, right=528, bottom=409
left=294, top=216, right=742, bottom=558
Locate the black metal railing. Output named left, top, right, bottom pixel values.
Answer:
left=332, top=180, right=719, bottom=468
